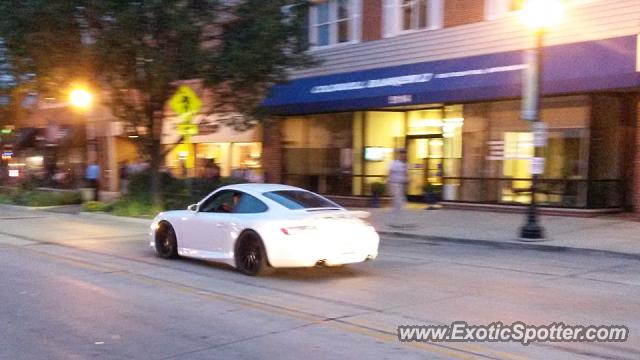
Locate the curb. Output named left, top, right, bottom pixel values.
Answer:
left=378, top=231, right=640, bottom=260
left=0, top=203, right=46, bottom=212
left=78, top=211, right=152, bottom=225
left=0, top=204, right=151, bottom=225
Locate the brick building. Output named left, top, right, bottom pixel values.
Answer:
left=262, top=0, right=640, bottom=213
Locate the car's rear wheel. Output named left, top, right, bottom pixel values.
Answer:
left=235, top=232, right=270, bottom=276
left=155, top=222, right=178, bottom=259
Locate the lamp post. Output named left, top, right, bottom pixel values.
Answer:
left=70, top=87, right=96, bottom=197
left=69, top=87, right=94, bottom=161
left=518, top=0, right=564, bottom=240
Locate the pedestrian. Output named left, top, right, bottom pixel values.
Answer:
left=119, top=161, right=129, bottom=195
left=85, top=161, right=101, bottom=201
left=388, top=148, right=408, bottom=226
left=245, top=168, right=263, bottom=183
left=210, top=160, right=221, bottom=183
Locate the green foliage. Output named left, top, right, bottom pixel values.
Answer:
left=0, top=0, right=87, bottom=94
left=82, top=200, right=105, bottom=212
left=125, top=170, right=240, bottom=211
left=6, top=189, right=82, bottom=207
left=0, top=0, right=313, bottom=203
left=126, top=171, right=185, bottom=201
left=108, top=198, right=162, bottom=218
left=0, top=193, right=11, bottom=204
left=211, top=0, right=314, bottom=124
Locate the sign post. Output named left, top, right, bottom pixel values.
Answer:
left=519, top=29, right=546, bottom=241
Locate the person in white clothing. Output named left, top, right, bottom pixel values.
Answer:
left=388, top=149, right=408, bottom=224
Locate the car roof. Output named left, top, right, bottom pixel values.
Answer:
left=218, top=183, right=307, bottom=196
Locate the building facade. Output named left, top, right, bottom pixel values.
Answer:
left=263, top=0, right=640, bottom=212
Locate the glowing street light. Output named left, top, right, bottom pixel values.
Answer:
left=520, top=0, right=565, bottom=30
left=518, top=0, right=565, bottom=241
left=69, top=88, right=93, bottom=109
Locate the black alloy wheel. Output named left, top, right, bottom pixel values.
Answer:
left=156, top=223, right=178, bottom=259
left=236, top=233, right=270, bottom=276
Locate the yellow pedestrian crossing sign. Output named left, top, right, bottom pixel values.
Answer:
left=170, top=85, right=202, bottom=120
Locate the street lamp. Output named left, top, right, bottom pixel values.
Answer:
left=70, top=88, right=93, bottom=109
left=518, top=0, right=565, bottom=240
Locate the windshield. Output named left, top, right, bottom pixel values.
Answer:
left=262, top=190, right=340, bottom=210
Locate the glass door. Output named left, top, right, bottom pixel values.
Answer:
left=406, top=136, right=444, bottom=199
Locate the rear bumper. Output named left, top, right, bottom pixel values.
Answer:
left=265, top=230, right=379, bottom=268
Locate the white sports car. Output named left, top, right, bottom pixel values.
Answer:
left=149, top=184, right=379, bottom=276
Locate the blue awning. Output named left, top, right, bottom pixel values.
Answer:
left=263, top=36, right=640, bottom=115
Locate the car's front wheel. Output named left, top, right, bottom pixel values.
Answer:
left=155, top=222, right=178, bottom=259
left=235, top=232, right=270, bottom=276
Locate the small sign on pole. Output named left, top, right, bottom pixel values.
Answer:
left=531, top=157, right=545, bottom=175
left=532, top=122, right=548, bottom=147
left=177, top=123, right=199, bottom=136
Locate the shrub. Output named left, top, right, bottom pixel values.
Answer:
left=0, top=193, right=11, bottom=204
left=109, top=198, right=162, bottom=218
left=60, top=191, right=82, bottom=205
left=5, top=189, right=82, bottom=207
left=82, top=201, right=105, bottom=212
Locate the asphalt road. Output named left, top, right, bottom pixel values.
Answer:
left=0, top=206, right=638, bottom=360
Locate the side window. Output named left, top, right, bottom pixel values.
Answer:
left=199, top=190, right=235, bottom=213
left=234, top=194, right=269, bottom=214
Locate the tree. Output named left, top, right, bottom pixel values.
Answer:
left=0, top=0, right=312, bottom=204
left=0, top=39, right=15, bottom=125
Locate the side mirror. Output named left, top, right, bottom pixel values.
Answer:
left=187, top=204, right=199, bottom=212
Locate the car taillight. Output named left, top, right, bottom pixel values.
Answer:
left=280, top=225, right=316, bottom=236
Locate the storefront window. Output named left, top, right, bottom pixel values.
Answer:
left=501, top=132, right=533, bottom=204
left=454, top=96, right=592, bottom=207
left=362, top=111, right=405, bottom=195
left=407, top=109, right=442, bottom=135
left=282, top=113, right=353, bottom=194
left=196, top=142, right=262, bottom=178
left=404, top=105, right=464, bottom=199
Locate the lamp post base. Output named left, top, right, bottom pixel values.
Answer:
left=518, top=222, right=545, bottom=241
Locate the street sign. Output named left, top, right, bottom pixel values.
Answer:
left=169, top=85, right=202, bottom=120
left=532, top=122, right=548, bottom=147
left=531, top=157, right=545, bottom=175
left=177, top=123, right=199, bottom=136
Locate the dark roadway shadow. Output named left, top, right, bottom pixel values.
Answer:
left=154, top=251, right=374, bottom=282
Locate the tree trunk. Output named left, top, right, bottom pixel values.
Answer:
left=149, top=140, right=163, bottom=208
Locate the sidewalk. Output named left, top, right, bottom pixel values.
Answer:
left=365, top=205, right=640, bottom=258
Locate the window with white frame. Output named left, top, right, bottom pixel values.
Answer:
left=383, top=0, right=443, bottom=38
left=309, top=0, right=361, bottom=48
left=402, top=0, right=428, bottom=30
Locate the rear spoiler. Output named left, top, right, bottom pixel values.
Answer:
left=295, top=208, right=372, bottom=220
left=305, top=210, right=371, bottom=220
left=347, top=210, right=371, bottom=219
